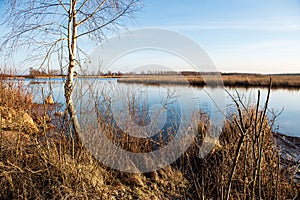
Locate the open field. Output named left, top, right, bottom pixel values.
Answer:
left=118, top=73, right=300, bottom=88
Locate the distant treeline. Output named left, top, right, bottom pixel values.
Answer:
left=28, top=68, right=62, bottom=77
left=1, top=68, right=300, bottom=78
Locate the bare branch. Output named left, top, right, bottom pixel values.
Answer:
left=58, top=0, right=69, bottom=13
left=76, top=0, right=91, bottom=13
left=76, top=2, right=132, bottom=39
left=38, top=38, right=67, bottom=69
left=0, top=0, right=141, bottom=146
left=76, top=0, right=107, bottom=27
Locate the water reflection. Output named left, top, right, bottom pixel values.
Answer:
left=19, top=77, right=300, bottom=137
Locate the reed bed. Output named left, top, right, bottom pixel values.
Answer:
left=118, top=74, right=300, bottom=88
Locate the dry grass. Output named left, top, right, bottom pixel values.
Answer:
left=0, top=80, right=188, bottom=199
left=0, top=80, right=299, bottom=199
left=180, top=108, right=299, bottom=199
left=222, top=74, right=300, bottom=88
left=118, top=74, right=300, bottom=88
left=0, top=81, right=33, bottom=110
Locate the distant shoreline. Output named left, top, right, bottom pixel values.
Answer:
left=1, top=73, right=300, bottom=88
left=0, top=75, right=122, bottom=79
left=118, top=73, right=300, bottom=89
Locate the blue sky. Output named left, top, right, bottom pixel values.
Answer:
left=128, top=0, right=300, bottom=73
left=1, top=0, right=300, bottom=74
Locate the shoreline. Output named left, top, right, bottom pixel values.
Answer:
left=2, top=73, right=300, bottom=88
left=1, top=75, right=122, bottom=79
left=118, top=74, right=300, bottom=89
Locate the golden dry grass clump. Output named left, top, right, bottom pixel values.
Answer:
left=0, top=129, right=189, bottom=199
left=177, top=105, right=299, bottom=199
left=0, top=81, right=33, bottom=110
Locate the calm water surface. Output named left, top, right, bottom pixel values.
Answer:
left=20, top=78, right=300, bottom=137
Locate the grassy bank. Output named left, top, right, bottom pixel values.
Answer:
left=0, top=80, right=299, bottom=199
left=118, top=74, right=300, bottom=88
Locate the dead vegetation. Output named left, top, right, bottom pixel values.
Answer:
left=118, top=74, right=300, bottom=88
left=0, top=80, right=299, bottom=199
left=178, top=87, right=299, bottom=199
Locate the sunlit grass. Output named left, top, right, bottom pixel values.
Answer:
left=118, top=74, right=300, bottom=88
left=0, top=79, right=299, bottom=199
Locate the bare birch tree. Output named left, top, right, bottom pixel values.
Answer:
left=0, top=0, right=141, bottom=143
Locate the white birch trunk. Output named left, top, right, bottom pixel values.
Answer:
left=64, top=0, right=81, bottom=144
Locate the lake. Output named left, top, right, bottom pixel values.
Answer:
left=20, top=77, right=300, bottom=137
